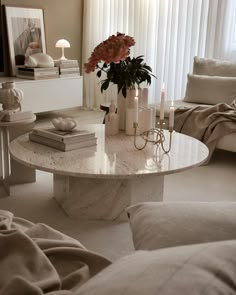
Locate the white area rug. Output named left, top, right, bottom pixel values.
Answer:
left=0, top=108, right=235, bottom=261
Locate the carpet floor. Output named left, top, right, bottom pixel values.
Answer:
left=0, top=108, right=235, bottom=261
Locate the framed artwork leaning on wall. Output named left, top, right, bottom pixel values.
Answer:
left=4, top=6, right=46, bottom=76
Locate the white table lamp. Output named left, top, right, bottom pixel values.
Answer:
left=55, top=39, right=70, bottom=60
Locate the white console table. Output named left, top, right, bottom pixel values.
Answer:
left=0, top=76, right=83, bottom=195
left=0, top=76, right=83, bottom=113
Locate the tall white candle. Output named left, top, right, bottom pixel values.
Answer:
left=160, top=82, right=165, bottom=120
left=126, top=108, right=136, bottom=135
left=169, top=101, right=175, bottom=131
left=133, top=96, right=139, bottom=124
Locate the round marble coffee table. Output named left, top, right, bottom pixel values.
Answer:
left=9, top=124, right=209, bottom=220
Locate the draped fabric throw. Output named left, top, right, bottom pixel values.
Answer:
left=0, top=210, right=111, bottom=295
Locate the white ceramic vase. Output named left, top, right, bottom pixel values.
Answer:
left=0, top=82, right=24, bottom=112
left=117, top=88, right=137, bottom=130
left=117, top=88, right=149, bottom=131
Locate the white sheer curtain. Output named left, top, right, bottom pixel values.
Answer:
left=82, top=0, right=236, bottom=108
left=205, top=0, right=236, bottom=61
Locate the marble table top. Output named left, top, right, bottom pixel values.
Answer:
left=9, top=124, right=209, bottom=179
left=0, top=114, right=36, bottom=127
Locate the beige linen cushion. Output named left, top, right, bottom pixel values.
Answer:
left=184, top=74, right=236, bottom=104
left=126, top=202, right=236, bottom=251
left=76, top=240, right=236, bottom=295
left=193, top=56, right=236, bottom=77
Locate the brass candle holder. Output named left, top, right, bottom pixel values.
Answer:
left=133, top=120, right=173, bottom=153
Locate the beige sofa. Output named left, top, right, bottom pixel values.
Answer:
left=156, top=57, right=236, bottom=153
left=2, top=202, right=236, bottom=295
left=78, top=202, right=236, bottom=294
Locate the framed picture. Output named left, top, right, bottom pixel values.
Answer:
left=4, top=6, right=46, bottom=76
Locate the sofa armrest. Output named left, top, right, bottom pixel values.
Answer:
left=155, top=99, right=211, bottom=119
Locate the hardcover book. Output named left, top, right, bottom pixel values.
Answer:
left=60, top=67, right=80, bottom=73
left=17, top=67, right=59, bottom=76
left=54, top=59, right=79, bottom=68
left=2, top=111, right=33, bottom=122
left=60, top=73, right=80, bottom=78
left=29, top=133, right=97, bottom=151
left=17, top=66, right=59, bottom=72
left=16, top=66, right=60, bottom=80
left=32, top=128, right=96, bottom=143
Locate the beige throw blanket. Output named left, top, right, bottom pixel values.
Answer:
left=174, top=100, right=236, bottom=161
left=0, top=210, right=111, bottom=295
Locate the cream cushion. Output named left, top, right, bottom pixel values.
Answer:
left=77, top=240, right=236, bottom=295
left=184, top=74, right=236, bottom=105
left=126, top=202, right=236, bottom=251
left=193, top=56, right=236, bottom=77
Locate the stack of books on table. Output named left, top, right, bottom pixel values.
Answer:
left=54, top=59, right=80, bottom=77
left=16, top=66, right=60, bottom=80
left=29, top=127, right=97, bottom=151
left=0, top=111, right=33, bottom=122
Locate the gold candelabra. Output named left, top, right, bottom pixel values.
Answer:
left=133, top=120, right=173, bottom=153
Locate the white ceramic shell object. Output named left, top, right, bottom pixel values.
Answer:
left=51, top=117, right=77, bottom=131
left=24, top=53, right=54, bottom=68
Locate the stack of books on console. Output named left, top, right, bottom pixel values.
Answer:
left=54, top=59, right=80, bottom=77
left=29, top=128, right=97, bottom=151
left=16, top=66, right=60, bottom=80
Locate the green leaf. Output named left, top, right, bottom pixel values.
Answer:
left=101, top=80, right=110, bottom=92
left=122, top=86, right=127, bottom=97
left=97, top=70, right=102, bottom=78
left=94, top=54, right=156, bottom=95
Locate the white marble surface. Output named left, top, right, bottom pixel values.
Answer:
left=9, top=124, right=209, bottom=179
left=9, top=124, right=209, bottom=220
left=53, top=174, right=164, bottom=220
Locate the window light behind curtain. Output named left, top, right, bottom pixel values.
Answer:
left=82, top=0, right=236, bottom=109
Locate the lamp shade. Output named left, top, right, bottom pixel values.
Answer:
left=55, top=39, right=70, bottom=48
left=55, top=39, right=71, bottom=60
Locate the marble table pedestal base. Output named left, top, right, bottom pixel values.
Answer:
left=53, top=174, right=164, bottom=221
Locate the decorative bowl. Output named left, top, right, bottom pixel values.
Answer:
left=51, top=117, right=77, bottom=131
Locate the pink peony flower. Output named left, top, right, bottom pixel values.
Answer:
left=84, top=33, right=135, bottom=73
left=84, top=32, right=155, bottom=97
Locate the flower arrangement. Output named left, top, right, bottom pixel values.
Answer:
left=84, top=33, right=155, bottom=97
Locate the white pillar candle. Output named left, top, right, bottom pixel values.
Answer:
left=169, top=101, right=175, bottom=131
left=139, top=108, right=152, bottom=133
left=126, top=108, right=141, bottom=135
left=126, top=108, right=135, bottom=135
left=133, top=96, right=139, bottom=124
left=160, top=82, right=165, bottom=120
